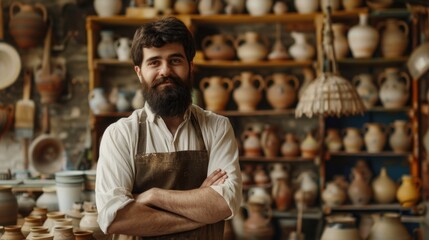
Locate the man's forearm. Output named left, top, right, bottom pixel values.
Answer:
left=108, top=201, right=205, bottom=236
left=142, top=187, right=232, bottom=224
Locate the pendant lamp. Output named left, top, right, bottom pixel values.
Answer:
left=295, top=7, right=366, bottom=118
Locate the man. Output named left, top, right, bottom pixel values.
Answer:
left=95, top=16, right=242, bottom=239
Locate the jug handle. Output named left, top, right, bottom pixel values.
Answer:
left=222, top=77, right=234, bottom=93
left=199, top=77, right=210, bottom=91
left=397, top=20, right=410, bottom=36
left=232, top=75, right=242, bottom=89
left=289, top=76, right=300, bottom=90
left=34, top=3, right=48, bottom=22
left=265, top=75, right=274, bottom=88
left=400, top=71, right=411, bottom=90
left=9, top=1, right=24, bottom=19
left=234, top=34, right=245, bottom=49
left=252, top=74, right=266, bottom=92
left=377, top=71, right=386, bottom=87
left=201, top=35, right=213, bottom=50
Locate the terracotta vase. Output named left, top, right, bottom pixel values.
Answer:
left=378, top=19, right=409, bottom=58
left=50, top=219, right=74, bottom=234
left=353, top=159, right=372, bottom=184
left=322, top=182, right=347, bottom=207
left=281, top=133, right=300, bottom=157
left=269, top=163, right=288, bottom=183
left=300, top=132, right=319, bottom=158
left=242, top=130, right=262, bottom=157
left=225, top=0, right=246, bottom=13
left=0, top=186, right=18, bottom=226
left=343, top=128, right=363, bottom=153
left=378, top=68, right=410, bottom=109
left=289, top=32, right=315, bottom=60
left=29, top=207, right=48, bottom=223
left=372, top=167, right=397, bottom=204
left=202, top=34, right=236, bottom=61
left=321, top=217, right=361, bottom=240
left=26, top=227, right=49, bottom=240
left=9, top=2, right=47, bottom=49
left=272, top=178, right=292, bottom=211
left=348, top=13, right=379, bottom=58
left=1, top=225, right=25, bottom=240
left=368, top=213, right=411, bottom=240
left=348, top=169, right=372, bottom=205
left=396, top=175, right=421, bottom=207
left=260, top=125, right=281, bottom=157
left=331, top=23, right=349, bottom=59
left=52, top=226, right=74, bottom=240
left=389, top=120, right=411, bottom=153
left=34, top=58, right=67, bottom=104
left=232, top=71, right=265, bottom=111
left=363, top=123, right=386, bottom=153
left=235, top=32, right=268, bottom=62
left=325, top=128, right=343, bottom=152
left=295, top=171, right=318, bottom=207
left=265, top=73, right=299, bottom=110
left=199, top=76, right=233, bottom=111
left=352, top=74, right=378, bottom=109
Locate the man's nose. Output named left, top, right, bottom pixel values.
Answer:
left=159, top=62, right=171, bottom=76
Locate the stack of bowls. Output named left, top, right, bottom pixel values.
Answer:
left=55, top=171, right=84, bottom=212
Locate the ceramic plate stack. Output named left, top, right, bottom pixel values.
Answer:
left=55, top=171, right=84, bottom=212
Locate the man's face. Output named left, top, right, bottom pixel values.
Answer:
left=134, top=43, right=193, bottom=117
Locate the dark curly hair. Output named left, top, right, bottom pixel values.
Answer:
left=130, top=16, right=196, bottom=67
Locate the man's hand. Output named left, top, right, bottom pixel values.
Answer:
left=200, top=169, right=228, bottom=188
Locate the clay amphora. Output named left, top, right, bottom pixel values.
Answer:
left=363, top=123, right=386, bottom=153
left=331, top=23, right=349, bottom=59
left=372, top=167, right=397, bottom=204
left=114, top=37, right=131, bottom=61
left=0, top=186, right=18, bottom=226
left=1, top=225, right=25, bottom=240
left=94, top=0, right=122, bottom=17
left=348, top=169, right=372, bottom=205
left=294, top=0, right=319, bottom=13
left=343, top=127, right=363, bottom=153
left=378, top=19, right=409, bottom=58
left=199, top=76, right=233, bottom=111
left=265, top=73, right=299, bottom=110
left=241, top=130, right=262, bottom=157
left=368, top=213, right=411, bottom=240
left=245, top=0, right=272, bottom=16
left=300, top=132, right=319, bottom=158
left=97, top=31, right=117, bottom=59
left=289, top=32, right=315, bottom=60
left=281, top=133, right=300, bottom=157
left=272, top=178, right=292, bottom=211
left=322, top=182, right=347, bottom=207
left=389, top=120, right=411, bottom=153
left=235, top=32, right=268, bottom=62
left=378, top=68, right=410, bottom=109
left=232, top=72, right=265, bottom=111
left=348, top=13, right=379, bottom=58
left=202, top=34, right=236, bottom=61
left=396, top=175, right=421, bottom=207
left=198, top=0, right=223, bottom=15
left=325, top=128, right=343, bottom=152
left=9, top=2, right=47, bottom=49
left=352, top=74, right=378, bottom=109
left=321, top=217, right=361, bottom=240
left=260, top=125, right=280, bottom=157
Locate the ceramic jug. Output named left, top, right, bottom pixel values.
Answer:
left=368, top=213, right=412, bottom=240
left=88, top=88, right=114, bottom=114
left=260, top=125, right=281, bottom=157
left=300, top=132, right=319, bottom=158
left=396, top=175, right=421, bottom=207
left=294, top=171, right=318, bottom=207
left=199, top=76, right=233, bottom=111
left=343, top=127, right=363, bottom=153
left=289, top=32, right=315, bottom=60
left=232, top=72, right=265, bottom=111
left=115, top=37, right=131, bottom=61
left=348, top=13, right=379, bottom=58
left=325, top=128, right=343, bottom=152
left=198, top=0, right=223, bottom=15
left=9, top=2, right=47, bottom=49
left=322, top=182, right=347, bottom=207
left=321, top=217, right=361, bottom=240
left=363, top=123, right=386, bottom=153
left=378, top=68, right=410, bottom=109
left=352, top=73, right=378, bottom=109
left=372, top=167, right=397, bottom=204
left=281, top=133, right=300, bottom=157
left=246, top=0, right=272, bottom=16
left=241, top=130, right=262, bottom=157
left=0, top=186, right=18, bottom=226
left=235, top=32, right=268, bottom=62
left=94, top=0, right=122, bottom=17
left=348, top=168, right=372, bottom=205
left=331, top=23, right=349, bottom=59
left=272, top=178, right=292, bottom=211
left=245, top=187, right=274, bottom=239
left=294, top=0, right=319, bottom=13
left=174, top=0, right=197, bottom=14
left=378, top=19, right=409, bottom=58
left=202, top=34, right=236, bottom=61
left=389, top=120, right=411, bottom=153
left=97, top=31, right=117, bottom=59
left=265, top=73, right=299, bottom=110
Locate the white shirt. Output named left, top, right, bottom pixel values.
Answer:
left=95, top=105, right=242, bottom=233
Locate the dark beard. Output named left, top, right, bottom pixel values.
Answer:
left=142, top=76, right=192, bottom=117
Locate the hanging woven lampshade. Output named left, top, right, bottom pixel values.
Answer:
left=295, top=7, right=365, bottom=118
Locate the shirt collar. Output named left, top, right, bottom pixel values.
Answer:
left=144, top=104, right=192, bottom=123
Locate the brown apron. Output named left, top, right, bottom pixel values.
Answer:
left=131, top=110, right=224, bottom=240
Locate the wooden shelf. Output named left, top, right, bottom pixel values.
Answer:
left=240, top=156, right=315, bottom=163
left=273, top=208, right=323, bottom=220
left=94, top=59, right=133, bottom=67
left=215, top=109, right=296, bottom=117
left=327, top=151, right=411, bottom=158
left=325, top=203, right=419, bottom=213
left=337, top=57, right=408, bottom=65
left=369, top=8, right=411, bottom=18
left=194, top=59, right=314, bottom=69
left=364, top=106, right=411, bottom=113
left=190, top=13, right=318, bottom=24
left=93, top=112, right=131, bottom=118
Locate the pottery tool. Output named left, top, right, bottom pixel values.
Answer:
left=15, top=70, right=35, bottom=169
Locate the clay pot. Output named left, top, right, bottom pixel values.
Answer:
left=363, top=123, right=386, bottom=153
left=246, top=0, right=273, bottom=16
left=1, top=225, right=25, bottom=240
left=260, top=125, right=281, bottom=157
left=368, top=213, right=411, bottom=240
left=269, top=163, right=288, bottom=182
left=272, top=178, right=293, bottom=211
left=235, top=32, right=268, bottom=62
left=322, top=182, right=347, bottom=207
left=94, top=0, right=122, bottom=17
left=36, top=186, right=59, bottom=212
left=0, top=186, right=18, bottom=226
left=353, top=159, right=372, bottom=184
left=348, top=169, right=372, bottom=205
left=114, top=37, right=131, bottom=61
left=29, top=207, right=48, bottom=223
left=198, top=0, right=223, bottom=15
left=232, top=71, right=265, bottom=112
left=244, top=198, right=274, bottom=240
left=325, top=128, right=343, bottom=152
left=242, top=130, right=262, bottom=157
left=21, top=216, right=43, bottom=237
left=378, top=19, right=409, bottom=58
left=265, top=73, right=299, bottom=110
left=89, top=88, right=114, bottom=114
left=199, top=76, right=233, bottom=111
left=79, top=211, right=106, bottom=240
left=366, top=0, right=394, bottom=10
left=43, top=212, right=65, bottom=232
left=378, top=68, right=410, bottom=109
left=289, top=32, right=315, bottom=61
left=348, top=13, right=379, bottom=58
left=253, top=166, right=270, bottom=186
left=343, top=127, right=363, bottom=153
left=174, top=0, right=197, bottom=14
left=295, top=171, right=318, bottom=207
left=358, top=214, right=374, bottom=240
left=294, top=0, right=319, bottom=13
left=389, top=120, right=411, bottom=153
left=331, top=23, right=349, bottom=59
left=372, top=167, right=397, bottom=204
left=97, top=31, right=117, bottom=59
left=17, top=193, right=36, bottom=218
left=73, top=231, right=95, bottom=240
left=396, top=175, right=421, bottom=207
left=52, top=226, right=74, bottom=240
left=225, top=0, right=246, bottom=13
left=352, top=74, right=378, bottom=109
left=300, top=132, right=319, bottom=158
left=202, top=34, right=236, bottom=61
left=321, top=217, right=361, bottom=240
left=281, top=133, right=300, bottom=157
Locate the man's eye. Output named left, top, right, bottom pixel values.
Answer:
left=148, top=61, right=159, bottom=66
left=170, top=58, right=182, bottom=64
